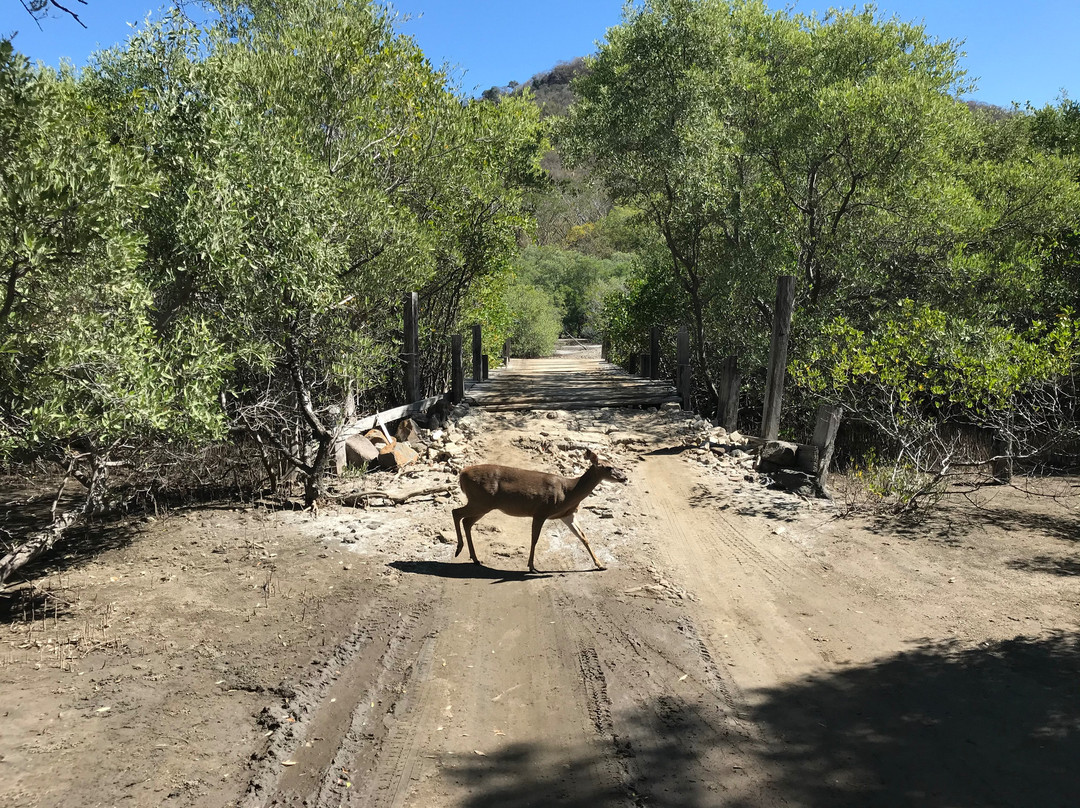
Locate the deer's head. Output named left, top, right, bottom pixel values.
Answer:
left=586, top=449, right=628, bottom=483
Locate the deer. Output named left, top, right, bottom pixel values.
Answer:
left=452, top=449, right=628, bottom=573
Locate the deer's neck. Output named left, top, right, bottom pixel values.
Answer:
left=562, top=467, right=604, bottom=507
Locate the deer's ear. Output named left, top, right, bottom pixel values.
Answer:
left=586, top=449, right=599, bottom=464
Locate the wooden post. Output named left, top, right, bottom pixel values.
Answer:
left=639, top=352, right=651, bottom=379
left=403, top=292, right=420, bottom=403
left=471, top=324, right=483, bottom=383
left=482, top=355, right=489, bottom=381
left=677, top=326, right=691, bottom=410
left=502, top=340, right=511, bottom=368
left=811, top=404, right=842, bottom=493
left=601, top=337, right=610, bottom=361
left=762, top=275, right=796, bottom=441
left=451, top=334, right=464, bottom=404
left=714, top=354, right=740, bottom=431
left=649, top=326, right=661, bottom=380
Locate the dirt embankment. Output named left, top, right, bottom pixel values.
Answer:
left=3, top=404, right=1079, bottom=808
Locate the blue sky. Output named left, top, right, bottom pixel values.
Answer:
left=2, top=0, right=1076, bottom=108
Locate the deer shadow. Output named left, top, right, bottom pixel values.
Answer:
left=388, top=559, right=583, bottom=583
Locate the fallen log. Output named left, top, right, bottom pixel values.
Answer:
left=337, top=484, right=457, bottom=507
left=0, top=507, right=82, bottom=587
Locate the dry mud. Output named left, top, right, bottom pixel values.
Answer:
left=3, top=404, right=1080, bottom=807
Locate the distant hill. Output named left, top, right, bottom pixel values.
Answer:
left=480, top=57, right=589, bottom=118
left=965, top=99, right=1014, bottom=120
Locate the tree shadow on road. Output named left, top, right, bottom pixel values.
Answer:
left=428, top=633, right=1080, bottom=807
left=439, top=701, right=730, bottom=808
left=1006, top=554, right=1080, bottom=576
left=438, top=742, right=624, bottom=808
left=743, top=631, right=1080, bottom=808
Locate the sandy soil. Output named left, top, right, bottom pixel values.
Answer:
left=2, top=404, right=1079, bottom=808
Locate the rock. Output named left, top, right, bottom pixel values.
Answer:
left=424, top=398, right=453, bottom=428
left=764, top=469, right=817, bottom=498
left=759, top=440, right=799, bottom=469
left=365, top=428, right=391, bottom=447
left=376, top=441, right=419, bottom=470
left=728, top=431, right=747, bottom=445
left=345, top=435, right=380, bottom=466
left=436, top=530, right=456, bottom=545
left=609, top=431, right=648, bottom=446
left=395, top=418, right=421, bottom=444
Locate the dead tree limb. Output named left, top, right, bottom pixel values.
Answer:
left=337, top=485, right=456, bottom=507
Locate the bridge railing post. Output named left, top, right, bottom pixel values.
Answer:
left=451, top=334, right=464, bottom=404
left=649, top=326, right=661, bottom=380
left=471, top=324, right=483, bottom=383
left=403, top=292, right=420, bottom=403
left=811, top=404, right=842, bottom=494
left=715, top=354, right=739, bottom=431
left=676, top=327, right=691, bottom=410
left=762, top=275, right=795, bottom=440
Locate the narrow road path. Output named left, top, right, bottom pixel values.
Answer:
left=243, top=350, right=1080, bottom=808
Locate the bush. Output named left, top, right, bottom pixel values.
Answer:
left=508, top=283, right=562, bottom=357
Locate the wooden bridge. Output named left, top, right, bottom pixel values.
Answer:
left=466, top=340, right=680, bottom=412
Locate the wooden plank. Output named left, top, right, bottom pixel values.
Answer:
left=341, top=394, right=446, bottom=436
left=479, top=396, right=682, bottom=412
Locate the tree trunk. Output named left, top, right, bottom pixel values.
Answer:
left=0, top=508, right=83, bottom=586
left=304, top=435, right=333, bottom=507
left=285, top=334, right=334, bottom=508
left=0, top=453, right=109, bottom=587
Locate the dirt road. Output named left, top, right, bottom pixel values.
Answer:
left=3, top=402, right=1080, bottom=807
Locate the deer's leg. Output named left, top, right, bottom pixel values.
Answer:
left=561, top=514, right=606, bottom=571
left=453, top=506, right=484, bottom=564
left=528, top=515, right=547, bottom=573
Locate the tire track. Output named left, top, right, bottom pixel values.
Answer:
left=371, top=635, right=440, bottom=808
left=242, top=599, right=436, bottom=808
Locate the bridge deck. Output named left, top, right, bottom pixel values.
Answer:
left=467, top=342, right=680, bottom=411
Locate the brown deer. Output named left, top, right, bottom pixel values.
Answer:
left=452, top=449, right=628, bottom=573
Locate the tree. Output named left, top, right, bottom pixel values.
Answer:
left=86, top=1, right=542, bottom=506
left=562, top=0, right=781, bottom=407
left=0, top=40, right=225, bottom=583
left=564, top=0, right=1080, bottom=489
left=18, top=0, right=88, bottom=29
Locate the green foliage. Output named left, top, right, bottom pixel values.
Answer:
left=794, top=302, right=1079, bottom=416
left=0, top=40, right=225, bottom=461
left=1028, top=95, right=1080, bottom=159
left=564, top=0, right=1080, bottom=480
left=1, top=0, right=543, bottom=512
left=506, top=282, right=562, bottom=358
left=512, top=245, right=635, bottom=337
